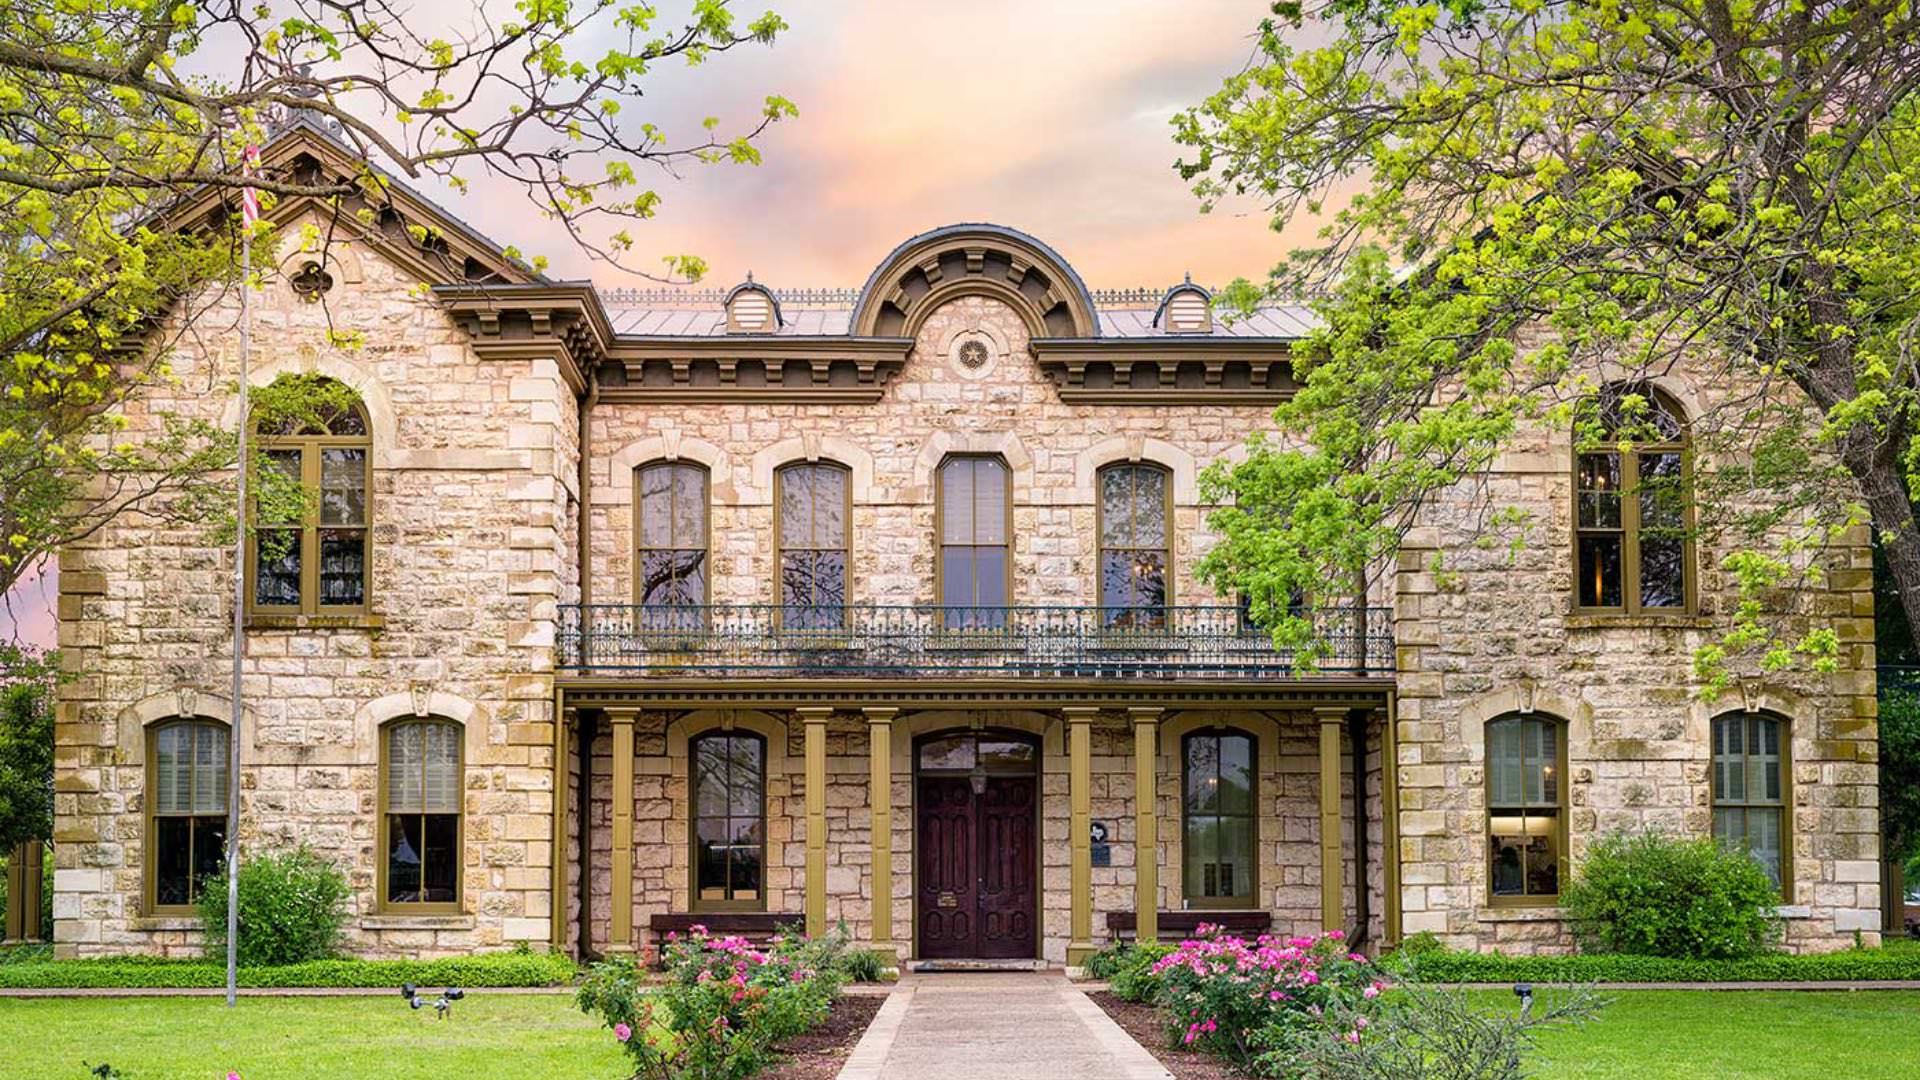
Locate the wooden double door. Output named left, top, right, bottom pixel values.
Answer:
left=914, top=731, right=1039, bottom=959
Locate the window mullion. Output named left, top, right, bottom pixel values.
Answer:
left=1622, top=449, right=1643, bottom=614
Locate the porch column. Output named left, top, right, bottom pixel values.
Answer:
left=862, top=707, right=898, bottom=963
left=1316, top=707, right=1345, bottom=933
left=1129, top=707, right=1163, bottom=944
left=606, top=706, right=638, bottom=953
left=1064, top=706, right=1099, bottom=966
left=798, top=707, right=833, bottom=938
left=550, top=703, right=572, bottom=951
left=3, top=840, right=42, bottom=944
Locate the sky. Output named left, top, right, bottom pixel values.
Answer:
left=0, top=0, right=1324, bottom=650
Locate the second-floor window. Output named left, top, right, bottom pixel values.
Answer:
left=938, top=456, right=1010, bottom=625
left=635, top=462, right=709, bottom=618
left=250, top=376, right=371, bottom=615
left=776, top=462, right=850, bottom=628
left=1099, top=463, right=1170, bottom=627
left=1574, top=385, right=1692, bottom=613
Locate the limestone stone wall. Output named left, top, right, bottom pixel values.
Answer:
left=1393, top=368, right=1880, bottom=953
left=51, top=225, right=578, bottom=957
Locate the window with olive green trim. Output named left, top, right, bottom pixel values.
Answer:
left=1182, top=729, right=1256, bottom=907
left=776, top=461, right=849, bottom=628
left=1574, top=384, right=1691, bottom=612
left=1098, top=462, right=1170, bottom=628
left=937, top=456, right=1010, bottom=628
left=691, top=732, right=766, bottom=910
left=635, top=461, right=709, bottom=629
left=1487, top=714, right=1564, bottom=901
left=1712, top=712, right=1788, bottom=889
left=382, top=719, right=463, bottom=908
left=250, top=379, right=371, bottom=614
left=148, top=720, right=229, bottom=911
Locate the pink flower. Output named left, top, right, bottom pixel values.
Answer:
left=1344, top=1030, right=1361, bottom=1045
left=228, top=1074, right=243, bottom=1080
left=614, top=1022, right=633, bottom=1043
left=1363, top=984, right=1381, bottom=999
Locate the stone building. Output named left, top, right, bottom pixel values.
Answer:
left=38, top=122, right=1883, bottom=963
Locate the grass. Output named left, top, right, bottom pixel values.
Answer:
left=1482, top=989, right=1920, bottom=1079
left=0, top=994, right=631, bottom=1080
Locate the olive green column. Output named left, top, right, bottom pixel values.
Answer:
left=797, top=707, right=833, bottom=938
left=862, top=707, right=898, bottom=964
left=1316, top=707, right=1346, bottom=934
left=3, top=840, right=43, bottom=943
left=550, top=703, right=572, bottom=952
left=1064, top=706, right=1099, bottom=966
left=1129, top=707, right=1163, bottom=944
left=606, top=707, right=638, bottom=953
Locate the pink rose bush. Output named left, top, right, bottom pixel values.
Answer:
left=577, top=925, right=849, bottom=1080
left=1145, top=927, right=1391, bottom=1077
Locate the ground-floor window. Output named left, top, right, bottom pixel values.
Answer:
left=382, top=719, right=463, bottom=908
left=1712, top=712, right=1788, bottom=890
left=1486, top=713, right=1563, bottom=902
left=692, top=731, right=766, bottom=909
left=148, top=720, right=229, bottom=911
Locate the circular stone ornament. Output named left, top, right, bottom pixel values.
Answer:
left=941, top=324, right=1009, bottom=381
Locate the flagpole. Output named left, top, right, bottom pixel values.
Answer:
left=227, top=144, right=259, bottom=1009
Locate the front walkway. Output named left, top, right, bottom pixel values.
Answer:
left=836, top=972, right=1172, bottom=1080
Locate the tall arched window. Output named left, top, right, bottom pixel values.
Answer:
left=1574, top=384, right=1692, bottom=613
left=146, top=719, right=229, bottom=912
left=250, top=375, right=371, bottom=615
left=937, top=456, right=1010, bottom=628
left=1099, top=463, right=1170, bottom=628
left=635, top=461, right=709, bottom=625
left=775, top=461, right=850, bottom=628
left=1182, top=728, right=1257, bottom=907
left=691, top=732, right=766, bottom=910
left=1713, top=712, right=1789, bottom=892
left=1486, top=713, right=1565, bottom=903
left=380, top=719, right=464, bottom=910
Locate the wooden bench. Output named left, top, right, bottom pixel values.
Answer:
left=1104, top=911, right=1274, bottom=942
left=647, top=912, right=805, bottom=946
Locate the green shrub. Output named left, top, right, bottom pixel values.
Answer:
left=1107, top=941, right=1176, bottom=1002
left=838, top=947, right=891, bottom=983
left=578, top=925, right=846, bottom=1080
left=1561, top=831, right=1782, bottom=959
left=1403, top=943, right=1920, bottom=983
left=197, top=846, right=351, bottom=967
left=0, top=949, right=578, bottom=988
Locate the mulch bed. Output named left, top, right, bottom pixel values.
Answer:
left=761, top=991, right=886, bottom=1080
left=1088, top=991, right=1247, bottom=1080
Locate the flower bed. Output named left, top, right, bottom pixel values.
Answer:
left=577, top=925, right=848, bottom=1080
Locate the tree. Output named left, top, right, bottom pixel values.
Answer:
left=0, top=645, right=54, bottom=853
left=1174, top=0, right=1920, bottom=687
left=0, top=0, right=793, bottom=603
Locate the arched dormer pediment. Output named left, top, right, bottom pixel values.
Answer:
left=850, top=224, right=1099, bottom=340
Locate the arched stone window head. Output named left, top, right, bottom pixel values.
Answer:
left=1573, top=384, right=1693, bottom=613
left=249, top=374, right=372, bottom=615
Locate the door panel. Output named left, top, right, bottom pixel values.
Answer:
left=977, top=776, right=1037, bottom=958
left=916, top=776, right=977, bottom=959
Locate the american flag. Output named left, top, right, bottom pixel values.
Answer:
left=240, top=144, right=261, bottom=226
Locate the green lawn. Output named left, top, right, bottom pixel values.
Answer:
left=0, top=994, right=632, bottom=1080
left=1514, top=990, right=1920, bottom=1079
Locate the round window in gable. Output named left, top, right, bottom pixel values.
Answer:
left=290, top=261, right=334, bottom=303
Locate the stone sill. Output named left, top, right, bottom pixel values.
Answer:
left=360, top=914, right=475, bottom=931
left=129, top=916, right=204, bottom=932
left=1565, top=613, right=1713, bottom=631
left=1775, top=905, right=1813, bottom=920
left=247, top=613, right=386, bottom=631
left=1478, top=906, right=1566, bottom=923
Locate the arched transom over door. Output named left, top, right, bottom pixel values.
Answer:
left=914, top=730, right=1040, bottom=960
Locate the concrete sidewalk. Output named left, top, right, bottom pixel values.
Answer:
left=837, top=972, right=1171, bottom=1080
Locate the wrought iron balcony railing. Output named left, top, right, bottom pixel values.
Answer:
left=556, top=604, right=1394, bottom=679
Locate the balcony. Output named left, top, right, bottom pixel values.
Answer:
left=556, top=604, right=1394, bottom=679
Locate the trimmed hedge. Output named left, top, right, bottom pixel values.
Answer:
left=1403, top=948, right=1920, bottom=983
left=0, top=949, right=579, bottom=989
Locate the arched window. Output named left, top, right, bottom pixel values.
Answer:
left=380, top=719, right=463, bottom=910
left=1182, top=728, right=1256, bottom=907
left=635, top=461, right=709, bottom=623
left=250, top=375, right=371, bottom=615
left=1099, top=463, right=1171, bottom=628
left=775, top=461, right=850, bottom=628
left=1712, top=712, right=1789, bottom=892
left=691, top=732, right=766, bottom=910
left=147, top=719, right=229, bottom=912
left=937, top=456, right=1011, bottom=628
left=1486, top=713, right=1565, bottom=903
left=1574, top=384, right=1692, bottom=612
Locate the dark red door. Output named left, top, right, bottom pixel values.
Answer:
left=916, top=774, right=1037, bottom=959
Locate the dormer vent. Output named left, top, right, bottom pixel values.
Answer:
left=1152, top=275, right=1213, bottom=334
left=725, top=274, right=782, bottom=333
